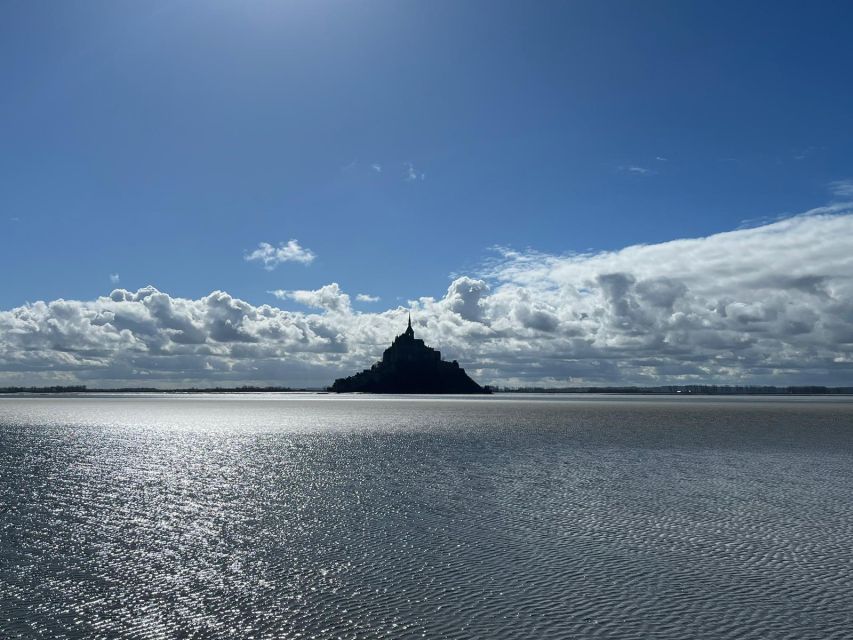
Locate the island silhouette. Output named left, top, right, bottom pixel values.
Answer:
left=331, top=315, right=489, bottom=394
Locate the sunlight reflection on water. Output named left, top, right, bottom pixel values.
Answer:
left=2, top=394, right=852, bottom=639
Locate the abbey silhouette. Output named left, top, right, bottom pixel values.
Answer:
left=331, top=315, right=489, bottom=393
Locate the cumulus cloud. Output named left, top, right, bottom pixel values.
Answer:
left=269, top=283, right=351, bottom=313
left=442, top=277, right=489, bottom=322
left=245, top=240, right=316, bottom=269
left=2, top=212, right=853, bottom=388
left=356, top=293, right=380, bottom=303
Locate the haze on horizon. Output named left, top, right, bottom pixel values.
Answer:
left=2, top=1, right=853, bottom=388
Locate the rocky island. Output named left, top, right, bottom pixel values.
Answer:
left=331, top=316, right=489, bottom=394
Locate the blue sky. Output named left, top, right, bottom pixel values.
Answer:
left=3, top=0, right=852, bottom=309
left=2, top=1, right=853, bottom=387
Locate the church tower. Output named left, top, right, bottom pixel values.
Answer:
left=404, top=312, right=414, bottom=338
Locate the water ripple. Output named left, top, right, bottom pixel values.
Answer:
left=1, top=394, right=852, bottom=639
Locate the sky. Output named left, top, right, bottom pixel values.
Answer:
left=2, top=0, right=853, bottom=387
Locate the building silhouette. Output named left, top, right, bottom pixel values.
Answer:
left=330, top=315, right=489, bottom=393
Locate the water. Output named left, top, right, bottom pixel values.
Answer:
left=1, top=394, right=852, bottom=639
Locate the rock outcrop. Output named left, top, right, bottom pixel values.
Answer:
left=331, top=316, right=489, bottom=394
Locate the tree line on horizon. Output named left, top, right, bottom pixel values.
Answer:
left=1, top=384, right=852, bottom=395
left=497, top=385, right=853, bottom=395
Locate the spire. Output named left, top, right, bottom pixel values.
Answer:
left=404, top=312, right=414, bottom=338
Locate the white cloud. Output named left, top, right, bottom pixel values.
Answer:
left=356, top=293, right=380, bottom=303
left=793, top=146, right=819, bottom=161
left=245, top=240, right=316, bottom=269
left=2, top=212, right=853, bottom=388
left=624, top=165, right=653, bottom=175
left=655, top=156, right=668, bottom=162
left=829, top=179, right=853, bottom=198
left=270, top=283, right=351, bottom=313
left=404, top=162, right=425, bottom=182
left=371, top=163, right=382, bottom=173
left=110, top=273, right=120, bottom=284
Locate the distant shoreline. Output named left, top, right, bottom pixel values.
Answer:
left=1, top=385, right=852, bottom=396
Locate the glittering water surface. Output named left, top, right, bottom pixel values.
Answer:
left=1, top=394, right=852, bottom=639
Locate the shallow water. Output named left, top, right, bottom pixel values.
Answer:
left=1, top=393, right=852, bottom=639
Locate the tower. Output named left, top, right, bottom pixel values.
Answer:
left=404, top=312, right=414, bottom=338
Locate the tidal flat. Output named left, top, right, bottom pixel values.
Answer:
left=1, top=394, right=852, bottom=639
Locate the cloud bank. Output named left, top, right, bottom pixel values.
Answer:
left=2, top=213, right=852, bottom=387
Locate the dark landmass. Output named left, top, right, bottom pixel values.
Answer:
left=497, top=385, right=853, bottom=395
left=0, top=385, right=317, bottom=394
left=331, top=316, right=489, bottom=394
left=0, top=385, right=90, bottom=394
left=2, top=384, right=850, bottom=397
